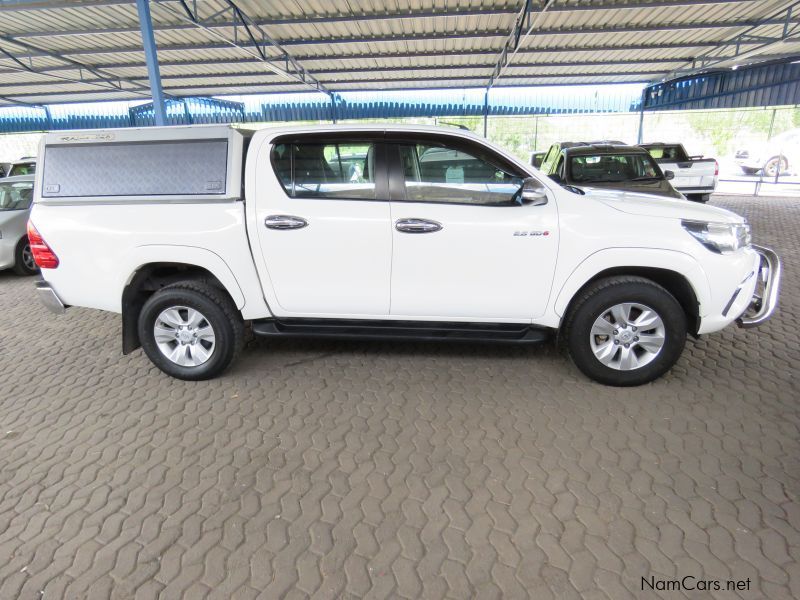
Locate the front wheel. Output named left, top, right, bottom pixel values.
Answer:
left=763, top=156, right=788, bottom=178
left=138, top=282, right=244, bottom=380
left=562, top=277, right=687, bottom=386
left=13, top=237, right=37, bottom=276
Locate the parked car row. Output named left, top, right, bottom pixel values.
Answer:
left=532, top=141, right=718, bottom=202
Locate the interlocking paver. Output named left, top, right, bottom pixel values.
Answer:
left=0, top=194, right=798, bottom=598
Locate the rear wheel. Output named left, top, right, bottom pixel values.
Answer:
left=13, top=237, right=37, bottom=276
left=138, top=282, right=244, bottom=380
left=562, top=276, right=687, bottom=386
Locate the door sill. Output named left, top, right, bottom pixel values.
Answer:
left=252, top=318, right=550, bottom=344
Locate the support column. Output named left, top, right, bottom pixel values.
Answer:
left=482, top=89, right=489, bottom=138
left=637, top=88, right=646, bottom=144
left=136, top=0, right=167, bottom=126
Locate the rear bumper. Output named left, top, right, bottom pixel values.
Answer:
left=674, top=185, right=715, bottom=193
left=735, top=245, right=781, bottom=328
left=36, top=279, right=67, bottom=314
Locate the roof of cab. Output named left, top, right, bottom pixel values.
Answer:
left=1, top=174, right=35, bottom=183
left=564, top=144, right=649, bottom=157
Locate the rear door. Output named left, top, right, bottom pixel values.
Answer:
left=386, top=134, right=559, bottom=321
left=252, top=133, right=393, bottom=317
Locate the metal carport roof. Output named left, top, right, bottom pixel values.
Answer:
left=0, top=0, right=799, bottom=107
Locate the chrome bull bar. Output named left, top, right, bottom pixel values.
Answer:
left=736, top=244, right=781, bottom=329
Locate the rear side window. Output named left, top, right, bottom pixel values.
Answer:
left=42, top=140, right=227, bottom=197
left=646, top=145, right=688, bottom=161
left=273, top=142, right=376, bottom=200
left=8, top=162, right=35, bottom=177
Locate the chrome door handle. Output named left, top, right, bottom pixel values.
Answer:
left=395, top=218, right=442, bottom=234
left=265, top=215, right=308, bottom=230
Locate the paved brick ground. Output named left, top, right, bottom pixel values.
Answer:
left=0, top=195, right=798, bottom=600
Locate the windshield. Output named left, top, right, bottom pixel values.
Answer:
left=8, top=162, right=35, bottom=177
left=569, top=153, right=662, bottom=184
left=0, top=180, right=33, bottom=211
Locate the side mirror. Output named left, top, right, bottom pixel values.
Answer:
left=519, top=177, right=548, bottom=206
left=664, top=169, right=675, bottom=180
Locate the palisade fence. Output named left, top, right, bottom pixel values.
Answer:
left=2, top=101, right=799, bottom=197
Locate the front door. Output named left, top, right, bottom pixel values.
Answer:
left=387, top=135, right=559, bottom=321
left=253, top=135, right=392, bottom=317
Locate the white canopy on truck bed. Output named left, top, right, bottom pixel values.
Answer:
left=36, top=125, right=247, bottom=205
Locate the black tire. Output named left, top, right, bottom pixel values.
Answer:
left=138, top=281, right=244, bottom=380
left=740, top=166, right=759, bottom=175
left=562, top=276, right=687, bottom=386
left=12, top=237, right=37, bottom=276
left=687, top=193, right=710, bottom=203
left=763, top=156, right=788, bottom=178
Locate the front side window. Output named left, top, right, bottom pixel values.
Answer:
left=397, top=143, right=523, bottom=205
left=273, top=142, right=376, bottom=200
left=570, top=153, right=661, bottom=184
left=0, top=181, right=33, bottom=211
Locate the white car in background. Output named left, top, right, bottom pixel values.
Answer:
left=640, top=143, right=718, bottom=203
left=735, top=128, right=800, bottom=176
left=0, top=175, right=37, bottom=275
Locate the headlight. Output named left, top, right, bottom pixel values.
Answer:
left=681, top=220, right=751, bottom=254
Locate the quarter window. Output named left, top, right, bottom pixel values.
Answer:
left=273, top=142, right=376, bottom=200
left=397, top=143, right=523, bottom=205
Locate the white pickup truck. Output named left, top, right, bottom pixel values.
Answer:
left=30, top=124, right=780, bottom=386
left=640, top=143, right=718, bottom=203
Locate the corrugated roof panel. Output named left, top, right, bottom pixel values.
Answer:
left=0, top=0, right=796, bottom=106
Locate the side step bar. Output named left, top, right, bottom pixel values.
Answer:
left=252, top=318, right=550, bottom=344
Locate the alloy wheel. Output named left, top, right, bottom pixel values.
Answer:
left=589, top=302, right=666, bottom=371
left=153, top=305, right=216, bottom=367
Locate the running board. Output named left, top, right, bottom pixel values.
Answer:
left=251, top=318, right=550, bottom=344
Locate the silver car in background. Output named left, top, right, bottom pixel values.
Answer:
left=0, top=175, right=37, bottom=275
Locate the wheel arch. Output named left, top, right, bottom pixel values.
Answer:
left=121, top=261, right=241, bottom=355
left=565, top=267, right=701, bottom=335
left=554, top=249, right=710, bottom=336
